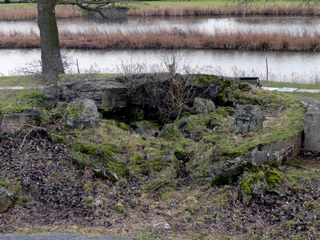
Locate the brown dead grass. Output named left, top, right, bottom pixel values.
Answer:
left=0, top=4, right=319, bottom=21
left=1, top=28, right=320, bottom=52
left=0, top=5, right=83, bottom=21
left=58, top=28, right=320, bottom=52
left=128, top=5, right=320, bottom=17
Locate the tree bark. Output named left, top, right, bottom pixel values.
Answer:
left=37, top=0, right=64, bottom=80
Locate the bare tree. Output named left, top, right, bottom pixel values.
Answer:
left=4, top=0, right=128, bottom=79
left=38, top=0, right=129, bottom=78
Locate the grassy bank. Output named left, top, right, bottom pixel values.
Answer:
left=1, top=28, right=319, bottom=52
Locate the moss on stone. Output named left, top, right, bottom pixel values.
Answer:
left=239, top=167, right=284, bottom=203
left=265, top=168, right=283, bottom=188
left=72, top=140, right=119, bottom=159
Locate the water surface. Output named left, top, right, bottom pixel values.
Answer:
left=1, top=49, right=319, bottom=83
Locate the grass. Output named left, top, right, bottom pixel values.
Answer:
left=0, top=74, right=122, bottom=87
left=261, top=80, right=320, bottom=89
left=0, top=89, right=44, bottom=114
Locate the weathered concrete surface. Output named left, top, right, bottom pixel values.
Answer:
left=299, top=98, right=320, bottom=152
left=0, top=108, right=43, bottom=134
left=45, top=78, right=128, bottom=112
left=206, top=132, right=302, bottom=185
left=235, top=105, right=264, bottom=134
left=251, top=132, right=303, bottom=166
left=192, top=97, right=216, bottom=114
left=65, top=99, right=100, bottom=129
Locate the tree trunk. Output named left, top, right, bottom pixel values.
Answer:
left=37, top=0, right=64, bottom=81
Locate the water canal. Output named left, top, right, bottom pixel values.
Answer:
left=0, top=15, right=319, bottom=82
left=1, top=48, right=319, bottom=83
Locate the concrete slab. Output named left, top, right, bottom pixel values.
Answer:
left=277, top=87, right=298, bottom=92
left=262, top=87, right=279, bottom=91
left=262, top=87, right=298, bottom=92
left=296, top=89, right=320, bottom=93
left=0, top=86, right=25, bottom=90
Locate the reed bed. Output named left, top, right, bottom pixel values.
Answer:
left=1, top=28, right=320, bottom=52
left=0, top=4, right=320, bottom=21
left=128, top=5, right=320, bottom=16
left=0, top=5, right=83, bottom=21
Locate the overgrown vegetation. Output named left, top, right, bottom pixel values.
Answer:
left=0, top=74, right=312, bottom=239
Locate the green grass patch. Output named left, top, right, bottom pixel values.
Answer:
left=0, top=74, right=124, bottom=87
left=0, top=76, right=41, bottom=87
left=261, top=80, right=320, bottom=90
left=0, top=2, right=35, bottom=8
left=285, top=92, right=320, bottom=100
left=0, top=89, right=44, bottom=114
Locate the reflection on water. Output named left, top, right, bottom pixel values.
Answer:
left=0, top=48, right=319, bottom=83
left=0, top=16, right=319, bottom=35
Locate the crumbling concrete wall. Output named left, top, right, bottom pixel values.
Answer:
left=251, top=132, right=303, bottom=166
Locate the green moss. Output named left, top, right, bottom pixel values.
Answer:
left=265, top=168, right=283, bottom=188
left=71, top=152, right=91, bottom=169
left=72, top=140, right=119, bottom=158
left=239, top=167, right=283, bottom=203
left=161, top=124, right=183, bottom=141
left=145, top=177, right=177, bottom=192
left=111, top=202, right=126, bottom=214
left=118, top=122, right=130, bottom=131
left=84, top=182, right=93, bottom=193
left=283, top=220, right=298, bottom=229
left=49, top=133, right=67, bottom=144
left=106, top=161, right=129, bottom=177
left=174, top=149, right=186, bottom=159
left=84, top=196, right=95, bottom=209
left=129, top=108, right=145, bottom=123
left=195, top=74, right=219, bottom=87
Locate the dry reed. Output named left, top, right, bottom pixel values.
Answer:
left=1, top=28, right=320, bottom=52
left=0, top=4, right=319, bottom=21
left=128, top=5, right=320, bottom=16
left=0, top=5, right=83, bottom=21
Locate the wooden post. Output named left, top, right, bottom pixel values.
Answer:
left=76, top=59, right=80, bottom=74
left=266, top=57, right=269, bottom=81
